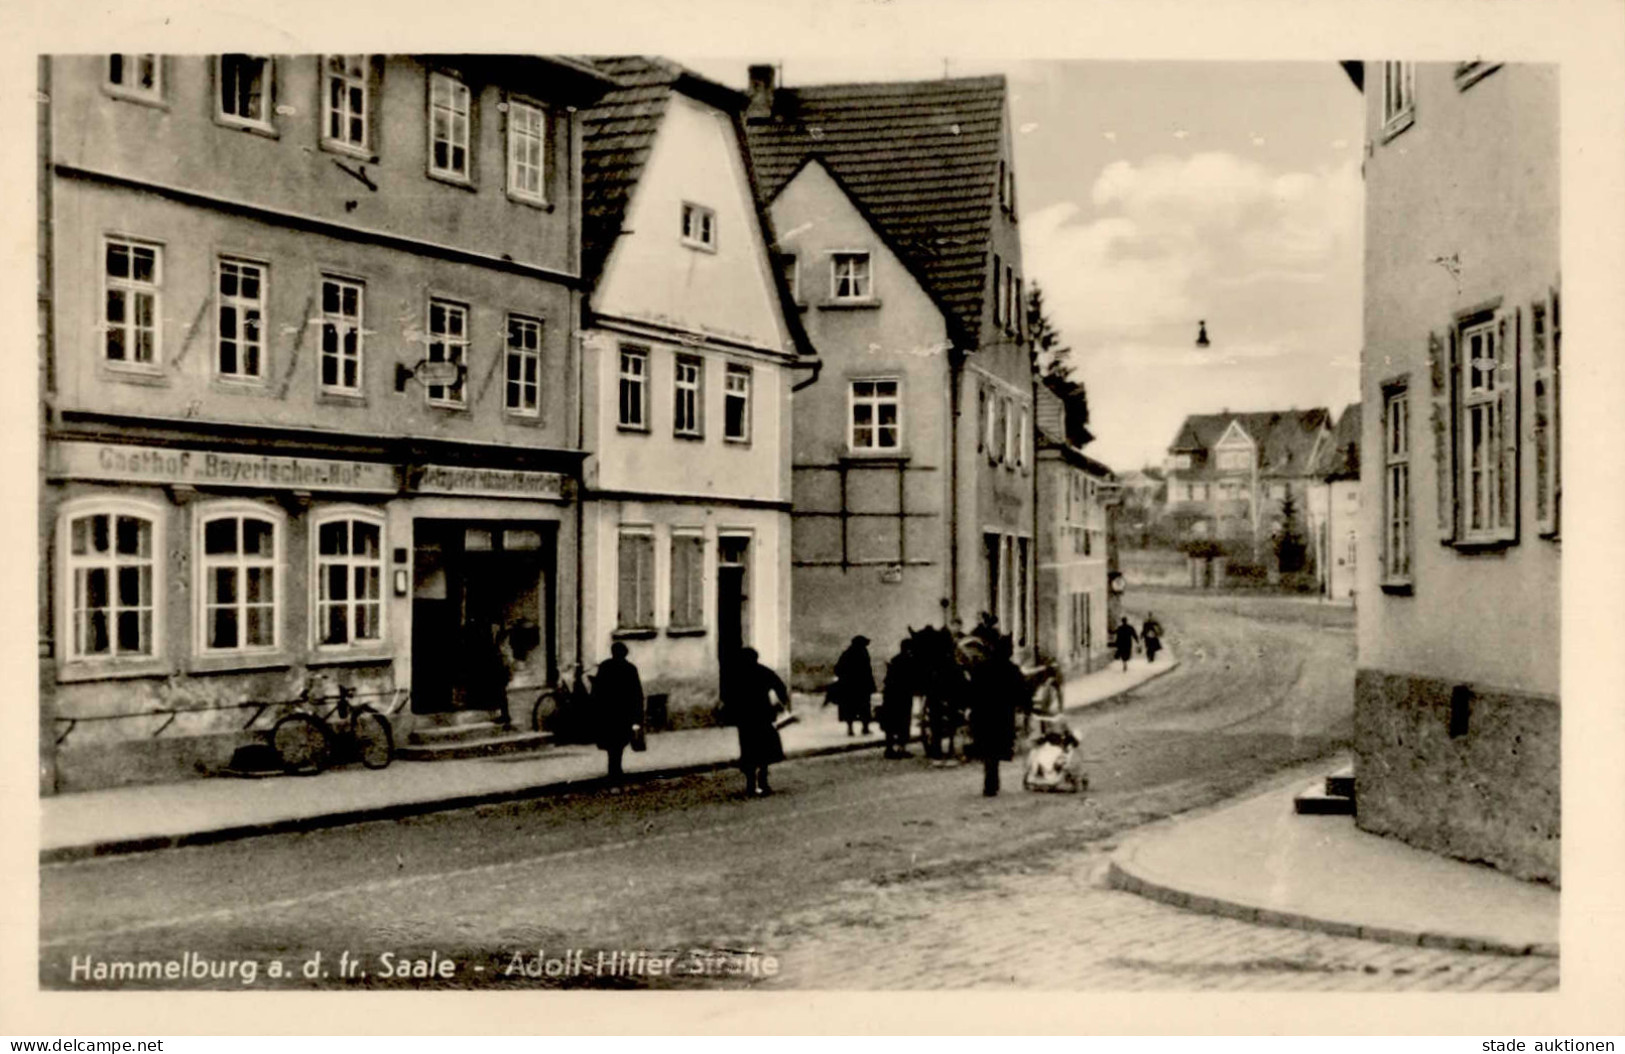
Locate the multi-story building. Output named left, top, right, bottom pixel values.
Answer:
left=576, top=58, right=815, bottom=724
left=1307, top=402, right=1360, bottom=601
left=1162, top=408, right=1332, bottom=570
left=1033, top=378, right=1115, bottom=674
left=1349, top=61, right=1560, bottom=882
left=38, top=54, right=613, bottom=792
left=744, top=68, right=1036, bottom=683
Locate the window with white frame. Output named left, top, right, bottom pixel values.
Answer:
left=426, top=298, right=468, bottom=406
left=107, top=54, right=161, bottom=100
left=200, top=509, right=279, bottom=653
left=428, top=71, right=472, bottom=181
left=850, top=379, right=900, bottom=452
left=831, top=252, right=872, bottom=301
left=616, top=528, right=655, bottom=631
left=674, top=355, right=703, bottom=437
left=1460, top=315, right=1513, bottom=540
left=319, top=276, right=363, bottom=393
left=1381, top=62, right=1415, bottom=136
left=217, top=257, right=265, bottom=380
left=506, top=98, right=547, bottom=202
left=724, top=363, right=751, bottom=443
left=104, top=237, right=161, bottom=367
left=323, top=55, right=370, bottom=153
left=618, top=346, right=648, bottom=430
left=1533, top=295, right=1560, bottom=535
left=218, top=55, right=271, bottom=128
left=669, top=530, right=705, bottom=630
left=1383, top=386, right=1411, bottom=583
left=505, top=314, right=541, bottom=416
left=315, top=513, right=384, bottom=647
left=62, top=504, right=157, bottom=660
left=681, top=203, right=716, bottom=250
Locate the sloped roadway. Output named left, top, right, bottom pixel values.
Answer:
left=38, top=591, right=1557, bottom=992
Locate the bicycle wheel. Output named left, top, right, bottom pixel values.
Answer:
left=272, top=713, right=333, bottom=775
left=531, top=688, right=563, bottom=734
left=352, top=706, right=394, bottom=769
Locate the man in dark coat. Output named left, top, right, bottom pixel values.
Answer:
left=1113, top=616, right=1140, bottom=672
left=722, top=647, right=790, bottom=797
left=831, top=635, right=877, bottom=735
left=592, top=641, right=643, bottom=780
left=880, top=638, right=917, bottom=758
left=968, top=634, right=1021, bottom=796
left=1141, top=613, right=1164, bottom=664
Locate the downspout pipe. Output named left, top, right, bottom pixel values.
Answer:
left=1029, top=346, right=1041, bottom=668
left=790, top=355, right=822, bottom=393
left=947, top=345, right=966, bottom=625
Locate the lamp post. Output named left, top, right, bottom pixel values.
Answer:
left=1195, top=320, right=1211, bottom=348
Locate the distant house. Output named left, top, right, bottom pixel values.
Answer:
left=1114, top=466, right=1167, bottom=550
left=1034, top=378, right=1116, bottom=674
left=744, top=67, right=1036, bottom=682
left=1348, top=61, right=1559, bottom=883
left=1162, top=408, right=1332, bottom=569
left=577, top=58, right=817, bottom=723
left=1307, top=403, right=1360, bottom=601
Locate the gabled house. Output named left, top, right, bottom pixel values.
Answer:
left=743, top=67, right=1036, bottom=682
left=1163, top=408, right=1332, bottom=569
left=1348, top=61, right=1559, bottom=883
left=577, top=58, right=817, bottom=724
left=1307, top=402, right=1361, bottom=601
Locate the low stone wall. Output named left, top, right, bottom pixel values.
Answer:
left=1353, top=668, right=1560, bottom=885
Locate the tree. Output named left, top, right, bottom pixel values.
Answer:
left=1273, top=488, right=1308, bottom=574
left=1026, top=281, right=1090, bottom=445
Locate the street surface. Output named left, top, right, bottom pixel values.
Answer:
left=39, top=592, right=1558, bottom=991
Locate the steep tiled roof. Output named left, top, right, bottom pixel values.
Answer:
left=580, top=57, right=682, bottom=285
left=1316, top=402, right=1361, bottom=480
left=744, top=75, right=1008, bottom=346
left=1168, top=408, right=1331, bottom=479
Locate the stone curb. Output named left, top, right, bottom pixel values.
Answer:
left=39, top=737, right=885, bottom=865
left=1105, top=849, right=1557, bottom=960
left=1061, top=657, right=1181, bottom=716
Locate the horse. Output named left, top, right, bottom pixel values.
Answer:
left=904, top=624, right=967, bottom=759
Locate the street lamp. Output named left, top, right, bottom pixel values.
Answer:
left=1195, top=320, right=1211, bottom=348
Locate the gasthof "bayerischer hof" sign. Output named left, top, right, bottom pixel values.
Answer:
left=47, top=441, right=399, bottom=493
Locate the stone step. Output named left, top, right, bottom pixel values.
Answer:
left=396, top=730, right=554, bottom=762
left=407, top=720, right=507, bottom=747
left=1324, top=767, right=1356, bottom=799
left=1293, top=781, right=1356, bottom=816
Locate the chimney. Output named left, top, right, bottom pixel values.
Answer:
left=747, top=64, right=775, bottom=120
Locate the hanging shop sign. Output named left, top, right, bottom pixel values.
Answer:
left=48, top=440, right=398, bottom=493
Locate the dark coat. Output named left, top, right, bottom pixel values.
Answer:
left=831, top=644, right=876, bottom=723
left=592, top=655, right=644, bottom=752
left=722, top=660, right=789, bottom=768
left=968, top=652, right=1021, bottom=762
left=880, top=652, right=916, bottom=735
left=1112, top=622, right=1139, bottom=659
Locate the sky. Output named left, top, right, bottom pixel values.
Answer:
left=684, top=58, right=1365, bottom=472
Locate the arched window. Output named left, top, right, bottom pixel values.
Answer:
left=197, top=504, right=282, bottom=654
left=313, top=509, right=386, bottom=648
left=60, top=500, right=161, bottom=660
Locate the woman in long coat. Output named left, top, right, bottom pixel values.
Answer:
left=968, top=635, right=1021, bottom=796
left=879, top=639, right=917, bottom=758
left=1112, top=617, right=1140, bottom=672
left=592, top=641, right=644, bottom=779
left=830, top=635, right=877, bottom=736
left=722, top=647, right=790, bottom=797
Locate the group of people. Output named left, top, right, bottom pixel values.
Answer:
left=1111, top=613, right=1164, bottom=671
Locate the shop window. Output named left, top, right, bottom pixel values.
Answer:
left=315, top=513, right=384, bottom=648
left=616, top=528, right=655, bottom=631
left=669, top=531, right=705, bottom=631
left=199, top=506, right=280, bottom=653
left=61, top=501, right=159, bottom=660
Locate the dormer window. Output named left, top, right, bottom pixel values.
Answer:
left=682, top=203, right=716, bottom=251
left=831, top=252, right=873, bottom=301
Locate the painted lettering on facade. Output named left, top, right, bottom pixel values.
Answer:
left=49, top=441, right=397, bottom=493
left=411, top=465, right=569, bottom=502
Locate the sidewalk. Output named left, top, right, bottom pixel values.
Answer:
left=1107, top=757, right=1560, bottom=957
left=40, top=650, right=1178, bottom=863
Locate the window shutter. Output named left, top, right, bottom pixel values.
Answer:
left=1496, top=312, right=1519, bottom=542
left=637, top=536, right=654, bottom=629
left=617, top=534, right=638, bottom=629
left=1429, top=331, right=1458, bottom=542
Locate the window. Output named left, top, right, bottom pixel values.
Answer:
left=315, top=514, right=383, bottom=647
left=992, top=255, right=1003, bottom=326
left=674, top=355, right=703, bottom=437
left=1015, top=536, right=1030, bottom=647
left=681, top=203, right=716, bottom=250
left=850, top=379, right=900, bottom=452
left=426, top=299, right=468, bottom=407
left=200, top=509, right=279, bottom=653
left=1381, top=62, right=1415, bottom=137
left=988, top=395, right=1005, bottom=463
left=618, top=346, right=648, bottom=430
left=724, top=364, right=751, bottom=443
left=982, top=386, right=997, bottom=459
left=1383, top=386, right=1411, bottom=584
left=323, top=55, right=371, bottom=153
left=319, top=277, right=363, bottom=393
left=505, top=314, right=541, bottom=416
left=1014, top=276, right=1024, bottom=340
left=669, top=531, right=705, bottom=630
left=216, top=258, right=265, bottom=381
left=997, top=161, right=1008, bottom=210
left=218, top=55, right=271, bottom=129
left=1004, top=398, right=1018, bottom=467
left=1004, top=264, right=1016, bottom=334
left=776, top=253, right=799, bottom=303
left=104, top=237, right=161, bottom=367
left=1216, top=449, right=1249, bottom=472
left=428, top=72, right=472, bottom=182
left=62, top=505, right=157, bottom=660
left=107, top=55, right=160, bottom=101
left=832, top=252, right=872, bottom=301
left=616, top=528, right=655, bottom=631
left=1533, top=295, right=1560, bottom=536
left=1459, top=315, right=1514, bottom=541
left=1017, top=408, right=1029, bottom=470
left=506, top=99, right=548, bottom=203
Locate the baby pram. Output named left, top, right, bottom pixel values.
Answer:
left=1023, top=717, right=1088, bottom=793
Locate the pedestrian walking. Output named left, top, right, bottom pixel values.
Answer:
left=831, top=635, right=877, bottom=735
left=880, top=638, right=917, bottom=758
left=592, top=642, right=644, bottom=780
left=1112, top=616, right=1140, bottom=672
left=721, top=647, right=791, bottom=797
left=968, top=634, right=1021, bottom=796
left=1141, top=613, right=1164, bottom=664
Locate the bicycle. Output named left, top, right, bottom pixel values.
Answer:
left=271, top=684, right=395, bottom=775
left=531, top=664, right=594, bottom=741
